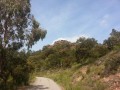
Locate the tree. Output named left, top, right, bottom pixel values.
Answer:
left=0, top=0, right=47, bottom=49
left=27, top=40, right=76, bottom=70
left=75, top=37, right=97, bottom=63
left=0, top=0, right=47, bottom=89
left=104, top=29, right=120, bottom=50
left=90, top=44, right=108, bottom=58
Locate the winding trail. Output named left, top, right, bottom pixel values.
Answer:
left=26, top=77, right=62, bottom=90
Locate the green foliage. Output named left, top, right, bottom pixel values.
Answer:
left=104, top=29, right=120, bottom=50
left=103, top=51, right=120, bottom=76
left=0, top=50, right=32, bottom=90
left=28, top=29, right=120, bottom=73
left=28, top=29, right=120, bottom=90
left=0, top=0, right=47, bottom=89
left=28, top=40, right=76, bottom=71
left=0, top=0, right=47, bottom=50
left=75, top=37, right=98, bottom=63
left=90, top=44, right=109, bottom=58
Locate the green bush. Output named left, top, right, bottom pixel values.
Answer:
left=0, top=50, right=32, bottom=90
left=103, top=55, right=120, bottom=76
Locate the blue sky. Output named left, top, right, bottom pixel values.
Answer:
left=31, top=0, right=120, bottom=51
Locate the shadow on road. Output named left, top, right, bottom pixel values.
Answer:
left=18, top=85, right=49, bottom=90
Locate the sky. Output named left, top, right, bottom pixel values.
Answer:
left=31, top=0, right=120, bottom=51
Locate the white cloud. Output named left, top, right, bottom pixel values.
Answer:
left=100, top=20, right=108, bottom=27
left=99, top=14, right=110, bottom=27
left=52, top=35, right=88, bottom=45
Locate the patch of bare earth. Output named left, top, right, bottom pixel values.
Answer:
left=72, top=66, right=88, bottom=84
left=102, top=73, right=120, bottom=90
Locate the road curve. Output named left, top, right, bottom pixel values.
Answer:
left=26, top=77, right=62, bottom=90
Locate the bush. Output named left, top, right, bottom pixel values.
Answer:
left=103, top=55, right=120, bottom=76
left=0, top=50, right=32, bottom=90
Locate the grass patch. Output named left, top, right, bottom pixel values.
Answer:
left=33, top=64, right=106, bottom=90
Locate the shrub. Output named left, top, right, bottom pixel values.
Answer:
left=103, top=55, right=120, bottom=76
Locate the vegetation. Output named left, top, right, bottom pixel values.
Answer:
left=0, top=0, right=46, bottom=89
left=103, top=50, right=120, bottom=76
left=0, top=0, right=120, bottom=90
left=28, top=29, right=120, bottom=90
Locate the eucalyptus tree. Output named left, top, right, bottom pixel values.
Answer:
left=0, top=0, right=47, bottom=88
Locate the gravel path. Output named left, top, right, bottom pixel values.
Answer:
left=26, top=77, right=62, bottom=90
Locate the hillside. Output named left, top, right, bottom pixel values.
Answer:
left=28, top=29, right=120, bottom=90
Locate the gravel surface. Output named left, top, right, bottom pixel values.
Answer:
left=26, top=77, right=62, bottom=90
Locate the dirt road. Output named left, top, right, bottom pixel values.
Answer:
left=26, top=77, right=62, bottom=90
